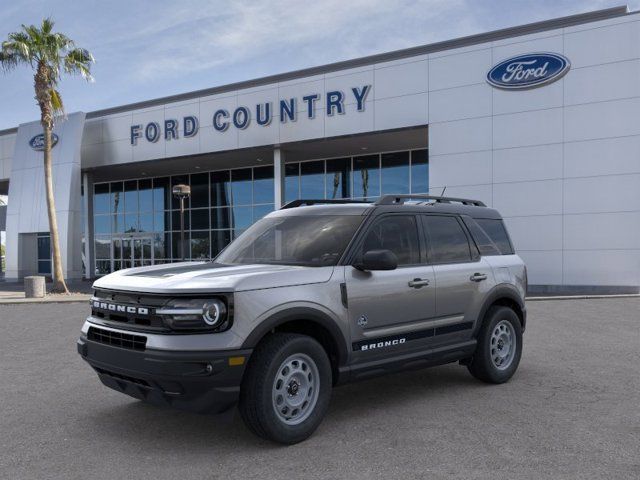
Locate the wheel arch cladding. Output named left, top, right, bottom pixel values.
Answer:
left=242, top=307, right=349, bottom=384
left=476, top=285, right=526, bottom=334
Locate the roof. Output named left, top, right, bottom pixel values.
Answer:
left=0, top=5, right=631, bottom=137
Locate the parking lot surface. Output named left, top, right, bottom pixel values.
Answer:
left=1, top=298, right=638, bottom=479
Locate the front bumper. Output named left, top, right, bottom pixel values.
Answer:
left=77, top=335, right=252, bottom=414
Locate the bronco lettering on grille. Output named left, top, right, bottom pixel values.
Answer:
left=92, top=300, right=149, bottom=315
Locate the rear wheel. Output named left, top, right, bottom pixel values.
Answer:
left=239, top=333, right=332, bottom=444
left=467, top=306, right=522, bottom=384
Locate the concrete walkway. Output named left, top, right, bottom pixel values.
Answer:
left=0, top=280, right=92, bottom=304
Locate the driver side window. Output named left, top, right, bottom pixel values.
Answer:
left=360, top=215, right=420, bottom=266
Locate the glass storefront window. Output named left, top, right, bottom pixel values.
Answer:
left=284, top=163, right=299, bottom=202
left=253, top=166, right=274, bottom=204
left=190, top=231, right=210, bottom=260
left=411, top=149, right=429, bottom=193
left=211, top=171, right=231, bottom=207
left=111, top=182, right=123, bottom=214
left=92, top=148, right=428, bottom=275
left=300, top=161, right=325, bottom=199
left=139, top=179, right=153, bottom=212
left=190, top=173, right=209, bottom=208
left=153, top=177, right=169, bottom=211
left=94, top=184, right=110, bottom=214
left=381, top=151, right=410, bottom=195
left=124, top=180, right=138, bottom=213
left=191, top=208, right=209, bottom=230
left=231, top=169, right=252, bottom=206
left=326, top=158, right=351, bottom=199
left=353, top=154, right=380, bottom=200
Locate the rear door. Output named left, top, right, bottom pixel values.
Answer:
left=345, top=214, right=436, bottom=361
left=421, top=214, right=495, bottom=343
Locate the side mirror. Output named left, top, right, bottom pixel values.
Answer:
left=354, top=249, right=398, bottom=271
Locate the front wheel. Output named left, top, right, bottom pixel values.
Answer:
left=467, top=306, right=523, bottom=384
left=239, top=333, right=332, bottom=444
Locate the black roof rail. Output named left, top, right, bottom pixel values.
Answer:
left=375, top=194, right=486, bottom=207
left=280, top=199, right=371, bottom=209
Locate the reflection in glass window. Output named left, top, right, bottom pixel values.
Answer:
left=139, top=179, right=153, bottom=212
left=190, top=173, right=209, bottom=208
left=361, top=216, right=420, bottom=265
left=424, top=215, right=471, bottom=263
left=211, top=171, right=231, bottom=207
left=300, top=161, right=324, bottom=199
left=172, top=232, right=189, bottom=260
left=253, top=166, right=274, bottom=204
left=124, top=180, right=138, bottom=213
left=191, top=231, right=210, bottom=259
left=153, top=177, right=169, bottom=211
left=171, top=210, right=190, bottom=231
left=139, top=214, right=153, bottom=232
left=94, top=184, right=110, bottom=214
left=353, top=155, right=380, bottom=200
left=124, top=213, right=138, bottom=233
left=232, top=169, right=252, bottom=206
left=326, top=158, right=351, bottom=199
left=381, top=152, right=410, bottom=195
left=285, top=163, right=299, bottom=202
left=211, top=207, right=231, bottom=230
left=191, top=208, right=209, bottom=230
left=94, top=236, right=110, bottom=259
left=112, top=213, right=124, bottom=234
left=232, top=206, right=253, bottom=229
left=411, top=149, right=429, bottom=194
left=111, top=182, right=123, bottom=214
left=94, top=215, right=111, bottom=235
left=212, top=230, right=232, bottom=256
left=153, top=211, right=168, bottom=232
left=253, top=204, right=274, bottom=222
left=153, top=233, right=167, bottom=259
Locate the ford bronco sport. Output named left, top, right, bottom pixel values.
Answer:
left=78, top=194, right=527, bottom=444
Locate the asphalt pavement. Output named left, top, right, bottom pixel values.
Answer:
left=0, top=299, right=638, bottom=479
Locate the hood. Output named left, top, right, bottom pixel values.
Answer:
left=92, top=262, right=335, bottom=294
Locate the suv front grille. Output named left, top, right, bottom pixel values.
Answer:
left=91, top=290, right=169, bottom=332
left=88, top=326, right=147, bottom=351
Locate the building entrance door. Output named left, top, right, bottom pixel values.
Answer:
left=111, top=235, right=154, bottom=272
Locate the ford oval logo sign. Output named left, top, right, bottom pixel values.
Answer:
left=487, top=53, right=570, bottom=90
left=29, top=133, right=59, bottom=151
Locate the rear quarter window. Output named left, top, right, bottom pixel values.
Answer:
left=474, top=218, right=515, bottom=255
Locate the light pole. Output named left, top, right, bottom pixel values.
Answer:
left=172, top=184, right=191, bottom=261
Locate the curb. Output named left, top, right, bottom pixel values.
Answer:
left=0, top=295, right=91, bottom=305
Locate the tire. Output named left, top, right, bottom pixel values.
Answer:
left=467, top=306, right=523, bottom=384
left=239, top=333, right=332, bottom=444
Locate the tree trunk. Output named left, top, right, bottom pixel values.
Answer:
left=43, top=122, right=69, bottom=294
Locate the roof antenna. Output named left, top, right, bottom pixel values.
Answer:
left=440, top=186, right=447, bottom=197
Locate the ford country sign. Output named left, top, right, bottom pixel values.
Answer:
left=487, top=53, right=570, bottom=90
left=29, top=133, right=59, bottom=151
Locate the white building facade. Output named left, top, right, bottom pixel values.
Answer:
left=0, top=6, right=639, bottom=293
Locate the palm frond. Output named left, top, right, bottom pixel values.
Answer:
left=64, top=47, right=94, bottom=81
left=49, top=88, right=64, bottom=116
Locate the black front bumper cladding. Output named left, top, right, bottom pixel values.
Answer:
left=77, top=336, right=251, bottom=414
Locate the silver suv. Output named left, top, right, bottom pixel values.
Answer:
left=78, top=195, right=527, bottom=444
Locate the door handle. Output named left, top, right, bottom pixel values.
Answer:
left=408, top=278, right=430, bottom=288
left=470, top=273, right=487, bottom=282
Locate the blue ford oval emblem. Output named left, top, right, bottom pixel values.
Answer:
left=29, top=133, right=59, bottom=151
left=487, top=53, right=570, bottom=90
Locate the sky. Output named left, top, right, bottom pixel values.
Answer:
left=0, top=0, right=638, bottom=130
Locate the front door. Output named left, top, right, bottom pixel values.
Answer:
left=345, top=214, right=436, bottom=362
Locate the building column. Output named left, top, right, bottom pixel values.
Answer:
left=82, top=172, right=94, bottom=279
left=274, top=147, right=285, bottom=209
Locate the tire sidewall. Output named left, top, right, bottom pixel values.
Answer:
left=257, top=336, right=332, bottom=443
left=478, top=307, right=523, bottom=383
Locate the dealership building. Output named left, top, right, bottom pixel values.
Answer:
left=0, top=6, right=639, bottom=293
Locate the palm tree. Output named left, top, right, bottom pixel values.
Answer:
left=0, top=18, right=94, bottom=293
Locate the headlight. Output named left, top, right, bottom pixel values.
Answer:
left=156, top=298, right=229, bottom=331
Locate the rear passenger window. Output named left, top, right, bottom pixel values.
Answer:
left=423, top=216, right=472, bottom=264
left=361, top=216, right=420, bottom=266
left=463, top=217, right=501, bottom=256
left=475, top=218, right=514, bottom=255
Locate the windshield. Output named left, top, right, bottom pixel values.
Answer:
left=216, top=214, right=364, bottom=267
